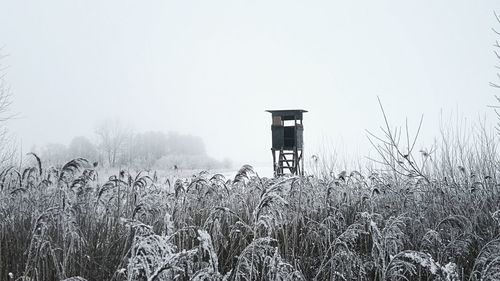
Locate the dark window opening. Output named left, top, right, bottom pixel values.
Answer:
left=284, top=126, right=295, bottom=147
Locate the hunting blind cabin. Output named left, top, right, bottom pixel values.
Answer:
left=267, top=109, right=307, bottom=176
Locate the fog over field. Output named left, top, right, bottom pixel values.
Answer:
left=1, top=1, right=499, bottom=167
left=2, top=2, right=500, bottom=281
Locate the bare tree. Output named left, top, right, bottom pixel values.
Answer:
left=490, top=12, right=500, bottom=134
left=0, top=51, right=16, bottom=167
left=491, top=12, right=500, bottom=89
left=95, top=118, right=131, bottom=167
left=130, top=131, right=168, bottom=168
left=366, top=97, right=430, bottom=183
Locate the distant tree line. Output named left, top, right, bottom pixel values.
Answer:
left=34, top=119, right=232, bottom=170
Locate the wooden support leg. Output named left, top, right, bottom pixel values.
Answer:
left=271, top=148, right=277, bottom=177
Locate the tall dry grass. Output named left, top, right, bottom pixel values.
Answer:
left=0, top=138, right=498, bottom=281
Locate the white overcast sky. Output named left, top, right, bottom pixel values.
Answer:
left=1, top=1, right=500, bottom=166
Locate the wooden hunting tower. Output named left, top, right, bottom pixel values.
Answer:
left=267, top=109, right=307, bottom=176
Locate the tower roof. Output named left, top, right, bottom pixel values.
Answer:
left=266, top=109, right=307, bottom=120
left=266, top=109, right=307, bottom=114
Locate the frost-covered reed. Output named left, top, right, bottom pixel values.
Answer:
left=0, top=152, right=499, bottom=280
